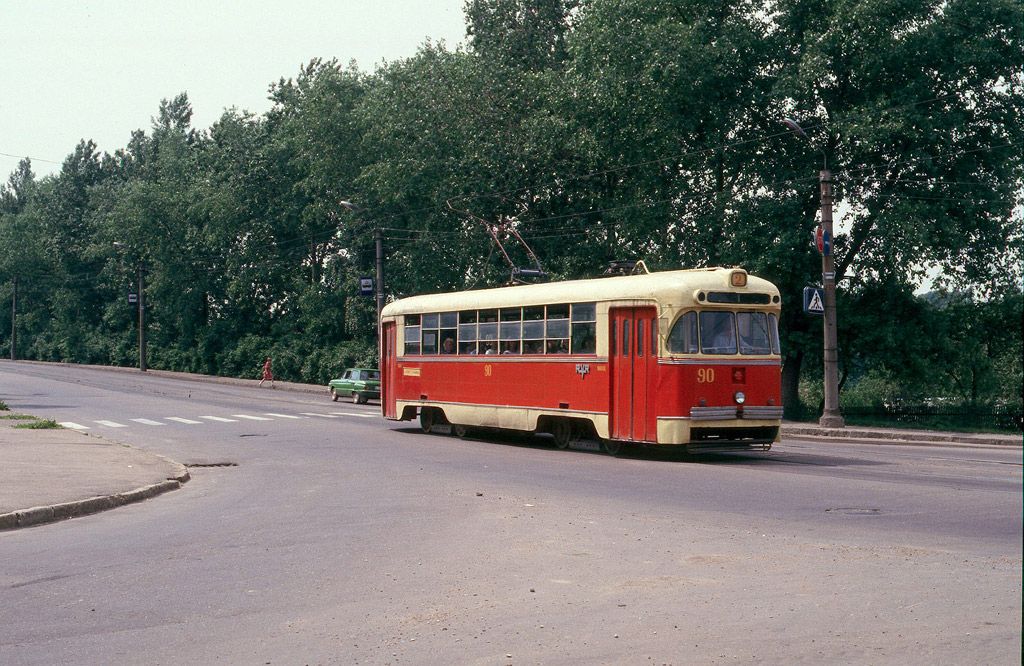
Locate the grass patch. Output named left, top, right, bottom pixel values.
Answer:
left=0, top=414, right=35, bottom=420
left=12, top=419, right=62, bottom=429
left=0, top=401, right=9, bottom=411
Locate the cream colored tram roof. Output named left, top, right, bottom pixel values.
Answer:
left=381, top=268, right=779, bottom=317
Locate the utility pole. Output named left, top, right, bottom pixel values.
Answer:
left=137, top=266, right=147, bottom=372
left=818, top=170, right=844, bottom=427
left=10, top=275, right=17, bottom=361
left=375, top=228, right=385, bottom=326
left=783, top=118, right=845, bottom=428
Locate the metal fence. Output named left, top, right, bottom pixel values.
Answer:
left=787, top=404, right=1023, bottom=434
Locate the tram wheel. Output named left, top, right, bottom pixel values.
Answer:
left=601, top=438, right=623, bottom=456
left=420, top=408, right=436, bottom=434
left=551, top=420, right=577, bottom=450
left=453, top=424, right=470, bottom=438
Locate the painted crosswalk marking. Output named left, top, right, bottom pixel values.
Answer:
left=330, top=411, right=377, bottom=419
left=55, top=411, right=375, bottom=430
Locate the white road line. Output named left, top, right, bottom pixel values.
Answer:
left=200, top=416, right=239, bottom=423
left=232, top=414, right=273, bottom=421
left=60, top=422, right=89, bottom=430
left=95, top=420, right=128, bottom=428
left=300, top=412, right=339, bottom=418
left=165, top=417, right=203, bottom=424
left=264, top=413, right=302, bottom=419
left=329, top=411, right=378, bottom=419
left=130, top=418, right=166, bottom=426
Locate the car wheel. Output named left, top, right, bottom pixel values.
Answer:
left=356, top=393, right=369, bottom=405
left=331, top=388, right=339, bottom=402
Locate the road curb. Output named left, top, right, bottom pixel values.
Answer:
left=0, top=468, right=191, bottom=531
left=781, top=424, right=1021, bottom=447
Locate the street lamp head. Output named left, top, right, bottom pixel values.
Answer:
left=782, top=117, right=827, bottom=170
left=782, top=118, right=809, bottom=140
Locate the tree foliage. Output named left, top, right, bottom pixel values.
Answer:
left=0, top=0, right=1020, bottom=410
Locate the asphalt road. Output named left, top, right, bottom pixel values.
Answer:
left=1, top=363, right=1021, bottom=665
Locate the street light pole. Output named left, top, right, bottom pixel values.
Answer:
left=375, top=227, right=385, bottom=324
left=340, top=201, right=385, bottom=327
left=114, top=242, right=147, bottom=372
left=783, top=119, right=845, bottom=428
left=10, top=275, right=17, bottom=361
left=137, top=265, right=147, bottom=372
left=818, top=169, right=843, bottom=427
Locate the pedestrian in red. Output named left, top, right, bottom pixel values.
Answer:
left=259, top=357, right=274, bottom=388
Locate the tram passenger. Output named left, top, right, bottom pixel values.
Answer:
left=483, top=342, right=498, bottom=354
left=523, top=340, right=543, bottom=354
left=546, top=339, right=569, bottom=354
left=441, top=337, right=456, bottom=354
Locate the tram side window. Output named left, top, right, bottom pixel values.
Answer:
left=458, top=310, right=477, bottom=354
left=769, top=313, right=781, bottom=354
left=699, top=311, right=737, bottom=354
left=667, top=311, right=699, bottom=353
left=500, top=308, right=522, bottom=354
left=420, top=313, right=440, bottom=355
left=571, top=302, right=597, bottom=354
left=439, top=312, right=457, bottom=354
left=737, top=312, right=772, bottom=354
left=522, top=306, right=545, bottom=354
left=478, top=309, right=499, bottom=354
left=404, top=315, right=421, bottom=355
left=545, top=304, right=570, bottom=354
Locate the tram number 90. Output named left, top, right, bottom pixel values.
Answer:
left=697, top=368, right=715, bottom=383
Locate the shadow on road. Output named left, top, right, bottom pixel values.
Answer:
left=388, top=425, right=887, bottom=469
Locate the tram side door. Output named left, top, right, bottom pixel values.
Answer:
left=382, top=321, right=398, bottom=419
left=609, top=307, right=658, bottom=442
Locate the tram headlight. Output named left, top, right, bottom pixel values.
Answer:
left=734, top=391, right=746, bottom=405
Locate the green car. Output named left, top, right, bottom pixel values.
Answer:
left=329, top=368, right=381, bottom=404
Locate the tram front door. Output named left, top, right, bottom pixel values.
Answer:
left=382, top=321, right=397, bottom=419
left=609, top=307, right=658, bottom=442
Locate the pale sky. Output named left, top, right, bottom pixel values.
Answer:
left=0, top=0, right=468, bottom=181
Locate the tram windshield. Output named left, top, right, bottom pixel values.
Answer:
left=700, top=312, right=737, bottom=354
left=668, top=310, right=780, bottom=355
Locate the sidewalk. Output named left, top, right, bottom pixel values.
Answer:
left=0, top=418, right=190, bottom=531
left=781, top=421, right=1021, bottom=448
left=1, top=362, right=1020, bottom=531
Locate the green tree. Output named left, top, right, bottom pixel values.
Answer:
left=465, top=0, right=578, bottom=70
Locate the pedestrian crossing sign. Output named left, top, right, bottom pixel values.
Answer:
left=803, top=287, right=825, bottom=314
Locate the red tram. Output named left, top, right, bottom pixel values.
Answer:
left=379, top=267, right=783, bottom=454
